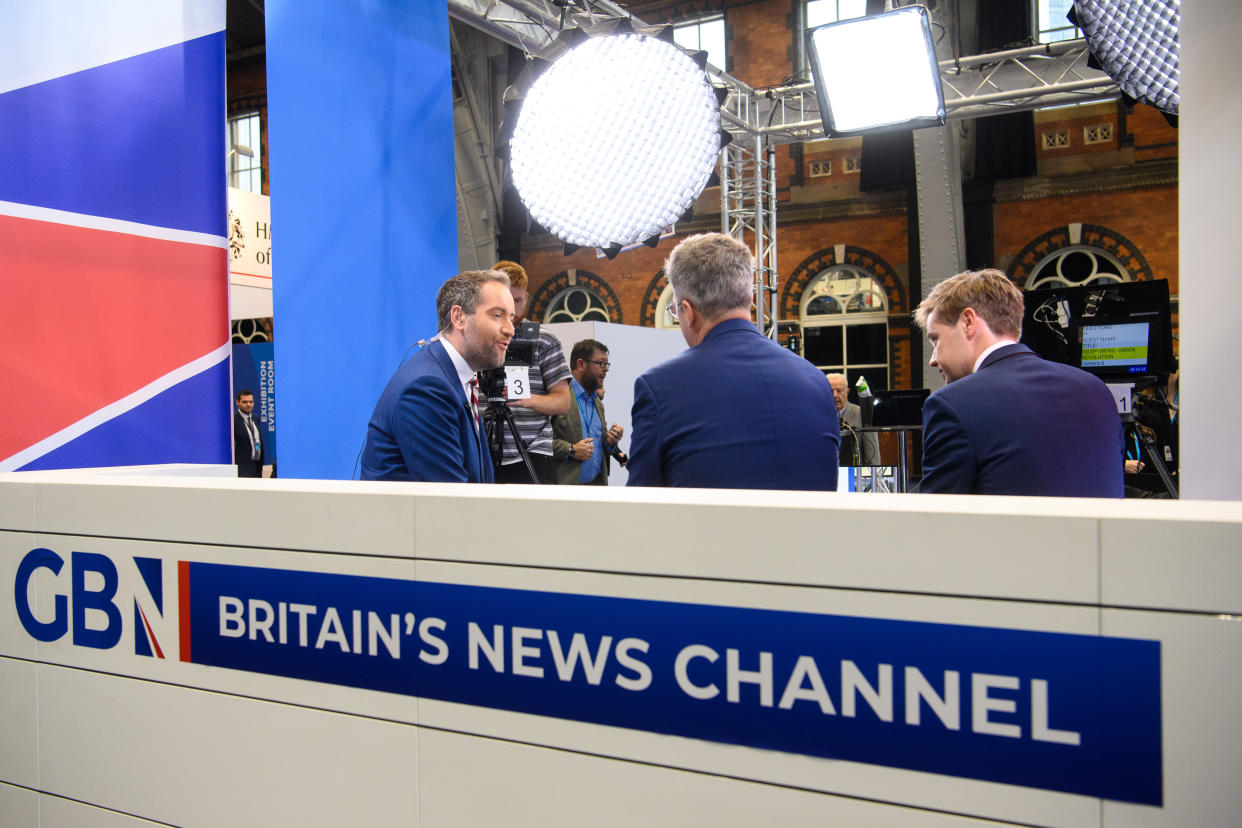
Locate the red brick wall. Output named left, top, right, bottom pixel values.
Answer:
left=778, top=213, right=908, bottom=301
left=726, top=1, right=793, bottom=87
left=521, top=242, right=674, bottom=327
left=995, top=185, right=1179, bottom=293
left=520, top=207, right=910, bottom=329
left=1128, top=104, right=1179, bottom=163
left=1034, top=103, right=1119, bottom=161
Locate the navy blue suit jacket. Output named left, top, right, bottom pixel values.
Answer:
left=360, top=340, right=493, bottom=483
left=627, top=318, right=839, bottom=490
left=920, top=343, right=1123, bottom=497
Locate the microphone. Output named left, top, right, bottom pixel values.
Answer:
left=838, top=413, right=860, bottom=466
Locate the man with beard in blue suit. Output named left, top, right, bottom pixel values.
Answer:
left=627, top=233, right=839, bottom=490
left=914, top=268, right=1123, bottom=497
left=361, top=270, right=515, bottom=483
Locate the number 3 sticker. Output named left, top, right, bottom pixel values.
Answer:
left=506, top=366, right=531, bottom=400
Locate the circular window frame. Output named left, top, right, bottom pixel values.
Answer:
left=543, top=286, right=612, bottom=323
left=1008, top=223, right=1153, bottom=289
left=1024, top=244, right=1131, bottom=290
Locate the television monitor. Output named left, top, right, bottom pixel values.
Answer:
left=1076, top=319, right=1153, bottom=377
left=1021, top=279, right=1174, bottom=381
left=870, top=388, right=929, bottom=427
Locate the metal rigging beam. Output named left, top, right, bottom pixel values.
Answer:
left=724, top=39, right=1118, bottom=144
left=446, top=2, right=1119, bottom=342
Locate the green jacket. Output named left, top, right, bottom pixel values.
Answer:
left=551, top=391, right=610, bottom=485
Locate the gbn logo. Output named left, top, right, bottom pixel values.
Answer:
left=13, top=548, right=168, bottom=657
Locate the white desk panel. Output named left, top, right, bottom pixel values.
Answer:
left=0, top=479, right=36, bottom=531
left=39, top=794, right=171, bottom=827
left=24, top=475, right=418, bottom=557
left=411, top=487, right=1105, bottom=604
left=416, top=727, right=1003, bottom=828
left=1, top=532, right=39, bottom=660
left=1100, top=516, right=1242, bottom=613
left=35, top=664, right=420, bottom=828
left=1100, top=607, right=1242, bottom=827
left=0, top=782, right=38, bottom=827
left=0, top=658, right=38, bottom=790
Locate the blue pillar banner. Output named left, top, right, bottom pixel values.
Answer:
left=267, top=0, right=457, bottom=478
left=231, top=343, right=277, bottom=465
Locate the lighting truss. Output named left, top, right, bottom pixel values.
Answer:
left=447, top=0, right=636, bottom=55
left=735, top=39, right=1119, bottom=144
left=449, top=0, right=1122, bottom=336
left=719, top=102, right=778, bottom=336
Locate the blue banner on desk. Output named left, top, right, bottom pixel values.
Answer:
left=181, top=562, right=1162, bottom=805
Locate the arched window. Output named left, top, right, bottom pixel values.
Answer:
left=1025, top=245, right=1132, bottom=290
left=799, top=264, right=889, bottom=388
left=1009, top=223, right=1153, bottom=290
left=231, top=317, right=272, bottom=344
left=529, top=269, right=623, bottom=323
left=655, top=283, right=680, bottom=329
left=543, top=286, right=611, bottom=323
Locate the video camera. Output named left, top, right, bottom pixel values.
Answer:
left=477, top=320, right=540, bottom=400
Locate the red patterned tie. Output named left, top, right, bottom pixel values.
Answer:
left=468, top=378, right=481, bottom=429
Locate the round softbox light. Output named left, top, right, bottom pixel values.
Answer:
left=508, top=33, right=722, bottom=251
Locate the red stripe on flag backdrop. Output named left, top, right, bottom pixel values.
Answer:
left=0, top=213, right=227, bottom=460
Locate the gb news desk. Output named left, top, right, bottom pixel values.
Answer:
left=2, top=468, right=1240, bottom=827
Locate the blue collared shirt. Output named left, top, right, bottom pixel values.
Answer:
left=571, top=377, right=604, bottom=483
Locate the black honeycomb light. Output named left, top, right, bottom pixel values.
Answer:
left=1070, top=0, right=1179, bottom=116
left=500, top=25, right=729, bottom=258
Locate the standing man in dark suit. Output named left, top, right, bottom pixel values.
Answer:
left=627, top=233, right=839, bottom=490
left=360, top=270, right=515, bottom=483
left=233, top=389, right=264, bottom=478
left=552, top=338, right=625, bottom=485
left=914, top=268, right=1123, bottom=497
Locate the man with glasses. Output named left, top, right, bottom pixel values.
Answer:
left=552, top=338, right=625, bottom=485
left=628, top=233, right=840, bottom=490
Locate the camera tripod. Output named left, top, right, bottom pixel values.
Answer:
left=1121, top=376, right=1178, bottom=499
left=1122, top=412, right=1178, bottom=499
left=481, top=397, right=541, bottom=484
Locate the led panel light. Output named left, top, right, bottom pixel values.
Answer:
left=508, top=33, right=722, bottom=250
left=806, top=6, right=945, bottom=137
left=1073, top=0, right=1178, bottom=114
